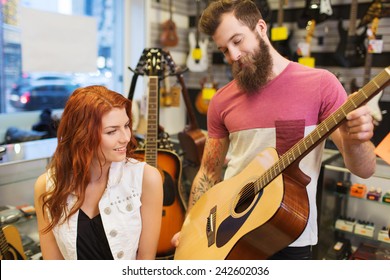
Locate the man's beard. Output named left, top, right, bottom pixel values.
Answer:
left=232, top=35, right=273, bottom=94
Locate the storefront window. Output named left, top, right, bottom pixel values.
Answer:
left=0, top=0, right=123, bottom=114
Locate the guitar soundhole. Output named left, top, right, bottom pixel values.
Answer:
left=235, top=183, right=256, bottom=214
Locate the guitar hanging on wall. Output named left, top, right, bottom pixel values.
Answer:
left=160, top=0, right=179, bottom=47
left=298, top=0, right=333, bottom=29
left=132, top=48, right=184, bottom=259
left=174, top=66, right=390, bottom=260
left=350, top=17, right=383, bottom=125
left=334, top=0, right=367, bottom=67
left=164, top=52, right=206, bottom=168
left=186, top=0, right=209, bottom=72
left=271, top=0, right=293, bottom=59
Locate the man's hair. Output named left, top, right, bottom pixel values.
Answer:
left=199, top=0, right=263, bottom=36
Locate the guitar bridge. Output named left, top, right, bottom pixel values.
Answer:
left=206, top=206, right=217, bottom=247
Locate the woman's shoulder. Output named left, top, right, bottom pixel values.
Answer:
left=34, top=172, right=47, bottom=197
left=142, top=164, right=162, bottom=188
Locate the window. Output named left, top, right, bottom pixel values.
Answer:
left=0, top=0, right=124, bottom=114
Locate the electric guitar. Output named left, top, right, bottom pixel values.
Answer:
left=160, top=0, right=179, bottom=47
left=133, top=48, right=184, bottom=258
left=186, top=0, right=209, bottom=72
left=295, top=19, right=316, bottom=67
left=334, top=0, right=367, bottom=67
left=350, top=17, right=383, bottom=124
left=174, top=66, right=390, bottom=260
left=1, top=225, right=27, bottom=260
left=195, top=65, right=218, bottom=115
left=298, top=0, right=333, bottom=28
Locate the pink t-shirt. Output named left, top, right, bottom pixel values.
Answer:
left=207, top=62, right=347, bottom=247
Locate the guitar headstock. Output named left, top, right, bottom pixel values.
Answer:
left=162, top=50, right=178, bottom=76
left=133, top=48, right=163, bottom=77
left=144, top=48, right=163, bottom=77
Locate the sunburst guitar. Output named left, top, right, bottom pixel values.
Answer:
left=134, top=48, right=185, bottom=259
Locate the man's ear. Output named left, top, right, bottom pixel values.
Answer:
left=255, top=19, right=267, bottom=37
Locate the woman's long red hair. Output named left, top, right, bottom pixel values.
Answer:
left=41, top=85, right=138, bottom=232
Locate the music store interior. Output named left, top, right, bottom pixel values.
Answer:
left=0, top=0, right=389, bottom=261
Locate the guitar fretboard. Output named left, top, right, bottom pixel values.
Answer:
left=145, top=76, right=159, bottom=167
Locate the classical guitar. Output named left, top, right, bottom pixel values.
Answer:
left=186, top=0, right=209, bottom=72
left=174, top=66, right=390, bottom=260
left=271, top=0, right=293, bottom=59
left=1, top=224, right=27, bottom=260
left=133, top=48, right=184, bottom=258
left=334, top=0, right=367, bottom=67
left=350, top=17, right=383, bottom=124
left=160, top=0, right=179, bottom=47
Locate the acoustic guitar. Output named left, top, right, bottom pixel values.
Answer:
left=160, top=0, right=179, bottom=47
left=133, top=48, right=184, bottom=258
left=334, top=0, right=367, bottom=67
left=1, top=224, right=27, bottom=260
left=174, top=66, right=390, bottom=260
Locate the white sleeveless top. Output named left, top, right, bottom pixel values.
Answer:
left=46, top=159, right=145, bottom=260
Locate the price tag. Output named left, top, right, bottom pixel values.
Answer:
left=202, top=87, right=216, bottom=100
left=368, top=39, right=383, bottom=53
left=271, top=26, right=288, bottom=41
left=298, top=57, right=315, bottom=68
left=297, top=42, right=310, bottom=57
left=192, top=48, right=202, bottom=60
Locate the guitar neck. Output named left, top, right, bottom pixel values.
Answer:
left=145, top=76, right=159, bottom=167
left=178, top=74, right=201, bottom=131
left=277, top=0, right=285, bottom=27
left=348, top=0, right=358, bottom=36
left=254, top=67, right=390, bottom=194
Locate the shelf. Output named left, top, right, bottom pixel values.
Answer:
left=334, top=192, right=390, bottom=207
left=334, top=228, right=390, bottom=247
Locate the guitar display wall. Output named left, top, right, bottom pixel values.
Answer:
left=150, top=0, right=390, bottom=134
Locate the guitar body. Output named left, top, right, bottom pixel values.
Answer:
left=1, top=225, right=27, bottom=260
left=334, top=20, right=367, bottom=67
left=186, top=32, right=209, bottom=72
left=135, top=149, right=185, bottom=258
left=174, top=148, right=309, bottom=260
left=160, top=19, right=179, bottom=47
left=178, top=127, right=206, bottom=166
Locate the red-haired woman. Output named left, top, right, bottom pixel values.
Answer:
left=34, top=86, right=163, bottom=260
